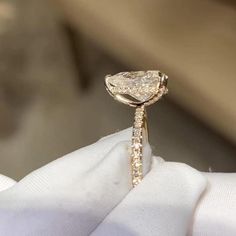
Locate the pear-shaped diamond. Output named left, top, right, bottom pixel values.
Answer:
left=105, top=71, right=167, bottom=105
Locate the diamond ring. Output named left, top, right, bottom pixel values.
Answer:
left=105, top=71, right=168, bottom=187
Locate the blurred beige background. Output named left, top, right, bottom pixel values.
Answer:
left=0, top=0, right=235, bottom=180
left=56, top=0, right=236, bottom=142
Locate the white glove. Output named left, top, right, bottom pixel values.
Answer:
left=0, top=128, right=235, bottom=236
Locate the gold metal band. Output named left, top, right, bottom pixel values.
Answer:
left=131, top=105, right=148, bottom=187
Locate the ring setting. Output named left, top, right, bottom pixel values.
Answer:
left=105, top=70, right=168, bottom=187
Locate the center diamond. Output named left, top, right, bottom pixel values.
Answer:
left=105, top=71, right=167, bottom=104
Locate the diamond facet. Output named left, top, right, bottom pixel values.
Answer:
left=105, top=70, right=168, bottom=106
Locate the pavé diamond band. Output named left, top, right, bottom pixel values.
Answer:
left=105, top=71, right=168, bottom=187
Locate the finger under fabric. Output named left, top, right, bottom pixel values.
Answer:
left=91, top=157, right=207, bottom=236
left=0, top=128, right=152, bottom=235
left=8, top=128, right=133, bottom=192
left=0, top=175, right=16, bottom=191
left=0, top=142, right=134, bottom=236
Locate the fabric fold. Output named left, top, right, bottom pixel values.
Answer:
left=0, top=175, right=16, bottom=192
left=92, top=157, right=207, bottom=236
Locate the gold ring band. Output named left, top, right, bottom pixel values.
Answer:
left=105, top=71, right=168, bottom=187
left=131, top=105, right=148, bottom=186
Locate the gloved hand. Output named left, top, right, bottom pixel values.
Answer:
left=0, top=128, right=235, bottom=236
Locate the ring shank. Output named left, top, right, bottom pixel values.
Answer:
left=131, top=105, right=148, bottom=187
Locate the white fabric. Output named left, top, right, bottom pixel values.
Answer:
left=192, top=173, right=236, bottom=236
left=0, top=175, right=16, bottom=191
left=0, top=128, right=235, bottom=236
left=92, top=159, right=206, bottom=236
